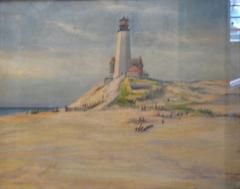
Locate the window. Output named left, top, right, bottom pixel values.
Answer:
left=230, top=0, right=240, bottom=42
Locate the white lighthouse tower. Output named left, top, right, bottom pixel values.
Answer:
left=113, top=17, right=131, bottom=78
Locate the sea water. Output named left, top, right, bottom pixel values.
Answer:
left=0, top=107, right=57, bottom=116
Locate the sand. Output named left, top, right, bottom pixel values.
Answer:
left=0, top=108, right=239, bottom=189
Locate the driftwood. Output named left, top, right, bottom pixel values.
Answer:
left=135, top=123, right=154, bottom=133
left=142, top=124, right=154, bottom=131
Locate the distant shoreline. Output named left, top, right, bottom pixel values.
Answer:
left=0, top=107, right=58, bottom=116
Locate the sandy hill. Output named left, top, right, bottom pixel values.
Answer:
left=69, top=76, right=240, bottom=115
left=69, top=76, right=124, bottom=110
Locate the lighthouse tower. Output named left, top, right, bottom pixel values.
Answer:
left=113, top=17, right=131, bottom=78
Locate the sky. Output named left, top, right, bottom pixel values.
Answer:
left=0, top=0, right=239, bottom=107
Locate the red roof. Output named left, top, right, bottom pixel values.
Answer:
left=127, top=65, right=143, bottom=74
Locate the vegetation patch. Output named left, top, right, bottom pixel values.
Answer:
left=146, top=88, right=165, bottom=99
left=189, top=86, right=207, bottom=94
left=189, top=86, right=203, bottom=92
left=116, top=77, right=163, bottom=106
left=116, top=79, right=131, bottom=105
left=195, top=108, right=215, bottom=116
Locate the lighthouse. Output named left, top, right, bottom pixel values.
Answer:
left=113, top=17, right=131, bottom=78
left=105, top=17, right=148, bottom=83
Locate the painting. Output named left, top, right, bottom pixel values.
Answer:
left=0, top=1, right=239, bottom=189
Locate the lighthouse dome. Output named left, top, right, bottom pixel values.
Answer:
left=119, top=17, right=129, bottom=31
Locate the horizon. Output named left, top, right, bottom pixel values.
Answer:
left=0, top=0, right=239, bottom=107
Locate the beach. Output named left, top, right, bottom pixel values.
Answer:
left=0, top=108, right=239, bottom=189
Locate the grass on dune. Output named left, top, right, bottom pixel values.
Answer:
left=116, top=77, right=163, bottom=106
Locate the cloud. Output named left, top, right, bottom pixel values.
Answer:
left=141, top=4, right=178, bottom=16
left=0, top=49, right=108, bottom=81
left=47, top=21, right=99, bottom=42
left=0, top=13, right=22, bottom=21
left=99, top=2, right=137, bottom=12
left=98, top=0, right=177, bottom=16
left=0, top=52, right=62, bottom=80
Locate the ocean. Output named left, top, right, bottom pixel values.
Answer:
left=0, top=107, right=58, bottom=116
